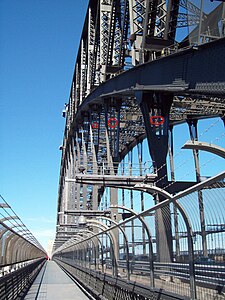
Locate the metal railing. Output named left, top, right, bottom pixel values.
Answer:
left=56, top=258, right=189, bottom=300
left=53, top=171, right=225, bottom=299
left=78, top=161, right=155, bottom=177
left=0, top=258, right=45, bottom=300
left=0, top=195, right=46, bottom=267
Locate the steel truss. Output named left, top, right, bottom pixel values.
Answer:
left=53, top=2, right=225, bottom=299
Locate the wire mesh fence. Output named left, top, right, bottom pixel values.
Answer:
left=53, top=171, right=225, bottom=299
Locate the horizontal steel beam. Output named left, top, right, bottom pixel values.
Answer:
left=64, top=210, right=111, bottom=216
left=75, top=38, right=225, bottom=121
left=182, top=140, right=225, bottom=159
left=65, top=173, right=157, bottom=187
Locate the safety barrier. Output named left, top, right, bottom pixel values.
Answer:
left=53, top=171, right=225, bottom=300
left=55, top=258, right=188, bottom=300
left=0, top=257, right=45, bottom=299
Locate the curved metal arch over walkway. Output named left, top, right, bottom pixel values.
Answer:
left=0, top=195, right=47, bottom=299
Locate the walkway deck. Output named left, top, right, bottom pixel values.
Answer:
left=25, top=261, right=90, bottom=300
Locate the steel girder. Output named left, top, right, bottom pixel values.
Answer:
left=56, top=38, right=225, bottom=234
left=69, top=0, right=210, bottom=114
left=67, top=1, right=225, bottom=118
left=55, top=1, right=225, bottom=253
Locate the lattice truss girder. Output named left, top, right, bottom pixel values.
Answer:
left=176, top=0, right=207, bottom=28
left=170, top=97, right=225, bottom=122
left=118, top=96, right=225, bottom=151
left=99, top=0, right=131, bottom=72
left=129, top=0, right=167, bottom=37
left=70, top=0, right=174, bottom=107
left=56, top=1, right=225, bottom=232
left=64, top=0, right=225, bottom=119
left=76, top=94, right=224, bottom=159
left=64, top=95, right=224, bottom=166
left=57, top=91, right=224, bottom=231
left=87, top=5, right=96, bottom=93
left=100, top=1, right=113, bottom=68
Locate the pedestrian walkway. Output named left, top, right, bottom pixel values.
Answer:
left=25, top=261, right=90, bottom=300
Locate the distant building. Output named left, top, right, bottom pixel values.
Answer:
left=47, top=240, right=54, bottom=258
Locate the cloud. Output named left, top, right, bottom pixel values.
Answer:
left=32, top=229, right=55, bottom=238
left=30, top=230, right=55, bottom=252
left=26, top=217, right=56, bottom=224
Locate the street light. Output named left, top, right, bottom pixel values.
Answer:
left=78, top=215, right=87, bottom=226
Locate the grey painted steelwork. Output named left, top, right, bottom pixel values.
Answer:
left=182, top=140, right=225, bottom=159
left=53, top=1, right=225, bottom=299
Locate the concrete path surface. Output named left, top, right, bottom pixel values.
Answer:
left=25, top=261, right=90, bottom=300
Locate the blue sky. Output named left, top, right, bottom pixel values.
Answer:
left=0, top=0, right=224, bottom=252
left=0, top=0, right=88, bottom=250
